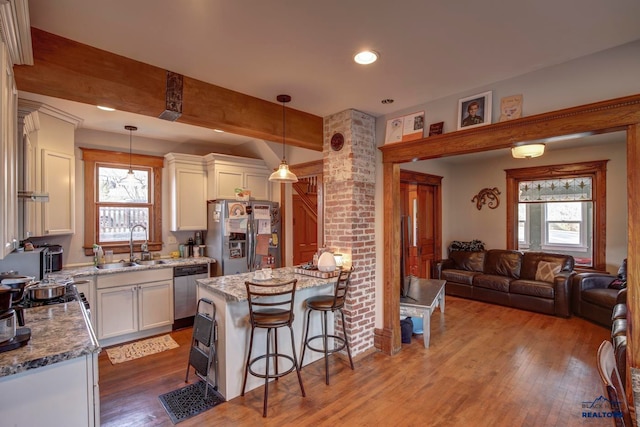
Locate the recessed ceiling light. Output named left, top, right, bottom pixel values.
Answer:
left=97, top=105, right=115, bottom=111
left=354, top=50, right=379, bottom=65
left=214, top=129, right=224, bottom=133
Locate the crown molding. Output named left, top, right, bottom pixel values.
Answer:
left=0, top=0, right=33, bottom=65
left=18, top=98, right=84, bottom=128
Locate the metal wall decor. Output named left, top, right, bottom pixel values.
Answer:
left=472, top=187, right=501, bottom=210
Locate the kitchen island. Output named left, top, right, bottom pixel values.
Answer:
left=196, top=267, right=336, bottom=400
left=0, top=299, right=100, bottom=426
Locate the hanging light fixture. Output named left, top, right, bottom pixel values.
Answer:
left=511, top=143, right=545, bottom=159
left=269, top=95, right=298, bottom=183
left=125, top=125, right=137, bottom=181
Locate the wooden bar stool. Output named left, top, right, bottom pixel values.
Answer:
left=300, top=268, right=354, bottom=385
left=241, top=279, right=305, bottom=417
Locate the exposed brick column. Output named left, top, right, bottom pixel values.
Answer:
left=323, top=109, right=376, bottom=356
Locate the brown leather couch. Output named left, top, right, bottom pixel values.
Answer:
left=572, top=259, right=627, bottom=328
left=434, top=249, right=576, bottom=317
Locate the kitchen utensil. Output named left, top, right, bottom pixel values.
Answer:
left=25, top=282, right=66, bottom=301
left=0, top=286, right=15, bottom=311
left=0, top=309, right=17, bottom=344
left=1, top=276, right=35, bottom=303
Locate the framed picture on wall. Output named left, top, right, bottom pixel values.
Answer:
left=457, top=91, right=492, bottom=130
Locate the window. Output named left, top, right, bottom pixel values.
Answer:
left=506, top=161, right=607, bottom=271
left=81, top=148, right=164, bottom=256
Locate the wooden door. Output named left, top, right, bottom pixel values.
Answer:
left=416, top=184, right=436, bottom=278
left=292, top=195, right=317, bottom=265
left=400, top=171, right=442, bottom=279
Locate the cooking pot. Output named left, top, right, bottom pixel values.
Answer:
left=25, top=282, right=66, bottom=301
left=0, top=285, right=16, bottom=311
left=0, top=309, right=16, bottom=344
left=1, top=276, right=35, bottom=303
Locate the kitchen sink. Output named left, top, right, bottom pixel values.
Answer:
left=96, top=262, right=137, bottom=269
left=135, top=260, right=167, bottom=266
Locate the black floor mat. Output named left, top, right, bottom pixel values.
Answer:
left=159, top=381, right=225, bottom=424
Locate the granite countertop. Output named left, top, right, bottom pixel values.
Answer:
left=55, top=257, right=215, bottom=279
left=0, top=300, right=98, bottom=378
left=197, top=266, right=336, bottom=302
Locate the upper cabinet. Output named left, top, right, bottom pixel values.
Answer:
left=18, top=101, right=81, bottom=238
left=165, top=153, right=208, bottom=231
left=0, top=42, right=18, bottom=258
left=166, top=152, right=273, bottom=231
left=205, top=153, right=272, bottom=201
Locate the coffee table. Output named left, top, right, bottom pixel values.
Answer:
left=399, top=278, right=446, bottom=348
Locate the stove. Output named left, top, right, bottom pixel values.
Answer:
left=13, top=283, right=90, bottom=322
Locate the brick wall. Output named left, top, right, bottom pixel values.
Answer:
left=323, top=109, right=376, bottom=355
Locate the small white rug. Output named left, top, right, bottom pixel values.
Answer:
left=106, top=335, right=179, bottom=364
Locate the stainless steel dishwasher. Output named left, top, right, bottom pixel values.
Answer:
left=173, top=264, right=209, bottom=329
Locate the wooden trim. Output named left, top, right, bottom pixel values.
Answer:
left=80, top=148, right=164, bottom=256
left=379, top=93, right=640, bottom=364
left=505, top=160, right=608, bottom=271
left=628, top=124, right=640, bottom=381
left=14, top=28, right=323, bottom=151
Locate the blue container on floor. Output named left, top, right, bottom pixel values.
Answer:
left=411, top=317, right=423, bottom=334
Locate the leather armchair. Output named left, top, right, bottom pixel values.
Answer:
left=572, top=260, right=627, bottom=328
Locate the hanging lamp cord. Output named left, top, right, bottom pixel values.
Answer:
left=282, top=99, right=286, bottom=162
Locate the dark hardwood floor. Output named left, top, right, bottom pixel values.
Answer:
left=99, top=296, right=611, bottom=426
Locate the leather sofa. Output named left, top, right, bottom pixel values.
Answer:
left=572, top=259, right=627, bottom=328
left=434, top=249, right=576, bottom=317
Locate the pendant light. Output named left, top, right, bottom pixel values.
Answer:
left=269, top=94, right=298, bottom=183
left=125, top=125, right=137, bottom=181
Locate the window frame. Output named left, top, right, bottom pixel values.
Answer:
left=541, top=201, right=589, bottom=251
left=505, top=160, right=608, bottom=271
left=81, top=148, right=164, bottom=256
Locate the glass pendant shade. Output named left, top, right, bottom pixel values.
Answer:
left=511, top=143, right=545, bottom=159
left=269, top=94, right=298, bottom=183
left=269, top=160, right=298, bottom=183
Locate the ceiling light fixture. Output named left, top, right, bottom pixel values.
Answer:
left=125, top=125, right=137, bottom=180
left=511, top=143, right=545, bottom=159
left=97, top=105, right=115, bottom=111
left=354, top=50, right=379, bottom=65
left=269, top=95, right=298, bottom=183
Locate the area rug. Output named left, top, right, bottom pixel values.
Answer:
left=159, top=381, right=225, bottom=424
left=106, top=335, right=179, bottom=364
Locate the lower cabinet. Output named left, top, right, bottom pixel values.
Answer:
left=96, top=269, right=173, bottom=345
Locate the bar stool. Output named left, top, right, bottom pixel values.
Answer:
left=300, top=268, right=354, bottom=385
left=241, top=279, right=305, bottom=417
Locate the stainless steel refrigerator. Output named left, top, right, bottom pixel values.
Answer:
left=206, top=199, right=281, bottom=276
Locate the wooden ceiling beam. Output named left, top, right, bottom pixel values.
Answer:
left=13, top=28, right=323, bottom=151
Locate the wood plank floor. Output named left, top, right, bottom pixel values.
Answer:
left=99, top=296, right=612, bottom=426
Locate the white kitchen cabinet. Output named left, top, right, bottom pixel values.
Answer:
left=18, top=103, right=81, bottom=238
left=42, top=149, right=75, bottom=235
left=165, top=153, right=207, bottom=231
left=205, top=153, right=272, bottom=201
left=0, top=42, right=18, bottom=259
left=96, top=268, right=174, bottom=346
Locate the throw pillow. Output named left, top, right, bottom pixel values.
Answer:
left=535, top=261, right=562, bottom=283
left=609, top=279, right=627, bottom=290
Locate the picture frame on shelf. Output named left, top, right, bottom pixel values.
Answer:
left=457, top=91, right=492, bottom=130
left=499, top=94, right=523, bottom=122
left=428, top=121, right=444, bottom=136
left=384, top=111, right=425, bottom=144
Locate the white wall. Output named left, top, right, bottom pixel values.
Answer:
left=373, top=40, right=640, bottom=329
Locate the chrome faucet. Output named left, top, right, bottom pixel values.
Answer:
left=130, top=224, right=148, bottom=262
